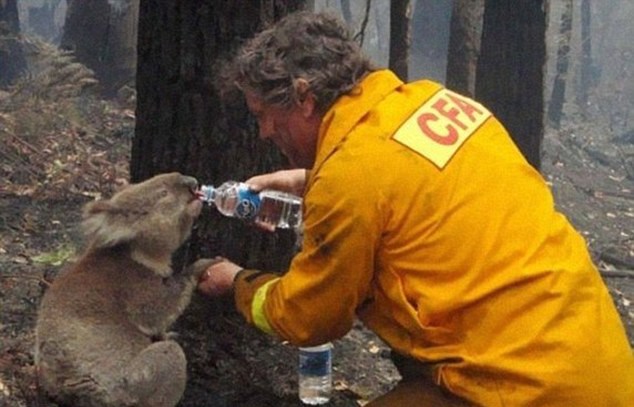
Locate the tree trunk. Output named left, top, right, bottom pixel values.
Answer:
left=372, top=2, right=387, bottom=58
left=0, top=0, right=27, bottom=88
left=106, top=0, right=139, bottom=92
left=133, top=1, right=307, bottom=268
left=475, top=0, right=546, bottom=170
left=445, top=0, right=484, bottom=97
left=133, top=2, right=307, bottom=404
left=389, top=0, right=411, bottom=81
left=546, top=0, right=573, bottom=129
left=577, top=0, right=593, bottom=111
left=408, top=0, right=452, bottom=82
left=61, top=0, right=138, bottom=97
left=24, top=0, right=63, bottom=43
left=340, top=0, right=352, bottom=24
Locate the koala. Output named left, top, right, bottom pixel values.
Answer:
left=35, top=172, right=216, bottom=407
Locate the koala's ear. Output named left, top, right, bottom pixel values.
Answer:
left=82, top=200, right=137, bottom=248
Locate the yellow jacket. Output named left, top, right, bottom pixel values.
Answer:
left=234, top=70, right=634, bottom=406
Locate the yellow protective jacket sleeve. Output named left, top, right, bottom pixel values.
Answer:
left=234, top=70, right=634, bottom=406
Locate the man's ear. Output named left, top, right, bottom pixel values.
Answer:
left=293, top=78, right=316, bottom=118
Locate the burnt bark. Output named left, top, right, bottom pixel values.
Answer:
left=133, top=1, right=307, bottom=270
left=24, top=0, right=63, bottom=43
left=409, top=0, right=452, bottom=81
left=340, top=0, right=352, bottom=24
left=445, top=0, right=484, bottom=97
left=61, top=0, right=138, bottom=96
left=389, top=0, right=411, bottom=81
left=133, top=2, right=310, bottom=405
left=547, top=0, right=573, bottom=129
left=475, top=0, right=546, bottom=170
left=0, top=0, right=27, bottom=88
left=577, top=0, right=593, bottom=110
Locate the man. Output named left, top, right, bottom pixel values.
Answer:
left=198, top=11, right=634, bottom=406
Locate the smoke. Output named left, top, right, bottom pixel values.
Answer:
left=107, top=0, right=130, bottom=14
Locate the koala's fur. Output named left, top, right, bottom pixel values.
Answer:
left=35, top=172, right=216, bottom=407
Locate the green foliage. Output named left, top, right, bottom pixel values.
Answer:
left=32, top=244, right=76, bottom=266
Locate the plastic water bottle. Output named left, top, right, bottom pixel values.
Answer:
left=199, top=181, right=302, bottom=229
left=298, top=343, right=333, bottom=405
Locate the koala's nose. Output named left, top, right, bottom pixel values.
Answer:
left=182, top=175, right=199, bottom=190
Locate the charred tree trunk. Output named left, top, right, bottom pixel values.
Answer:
left=61, top=0, right=110, bottom=88
left=409, top=0, right=452, bottom=82
left=577, top=0, right=593, bottom=111
left=445, top=0, right=484, bottom=97
left=61, top=0, right=138, bottom=97
left=389, top=0, right=411, bottom=81
left=547, top=0, right=573, bottom=129
left=475, top=0, right=546, bottom=170
left=24, top=0, right=63, bottom=43
left=0, top=0, right=27, bottom=88
left=340, top=0, right=352, bottom=24
left=133, top=1, right=304, bottom=271
left=106, top=0, right=139, bottom=92
left=133, top=2, right=307, bottom=404
left=373, top=2, right=387, bottom=57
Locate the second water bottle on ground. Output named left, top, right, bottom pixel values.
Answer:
left=298, top=343, right=333, bottom=405
left=199, top=181, right=302, bottom=230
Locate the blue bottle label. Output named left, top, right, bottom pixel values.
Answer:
left=235, top=187, right=261, bottom=220
left=299, top=349, right=331, bottom=377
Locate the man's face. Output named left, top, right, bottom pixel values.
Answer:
left=244, top=89, right=321, bottom=168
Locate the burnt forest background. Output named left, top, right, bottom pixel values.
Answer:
left=1, top=1, right=633, bottom=406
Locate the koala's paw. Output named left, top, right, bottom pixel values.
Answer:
left=188, top=258, right=222, bottom=280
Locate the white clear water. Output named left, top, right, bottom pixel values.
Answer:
left=299, top=376, right=332, bottom=405
left=200, top=184, right=302, bottom=229
left=257, top=190, right=302, bottom=229
left=298, top=344, right=332, bottom=405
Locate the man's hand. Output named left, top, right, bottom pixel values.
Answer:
left=245, top=169, right=308, bottom=196
left=197, top=257, right=243, bottom=296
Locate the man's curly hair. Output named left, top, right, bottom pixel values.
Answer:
left=221, top=11, right=375, bottom=113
